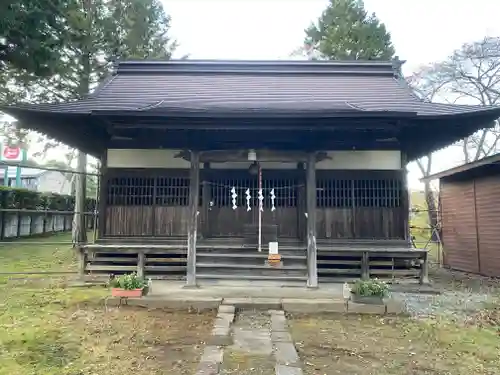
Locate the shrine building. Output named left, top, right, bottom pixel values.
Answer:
left=4, top=59, right=500, bottom=287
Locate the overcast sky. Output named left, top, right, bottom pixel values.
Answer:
left=163, top=0, right=500, bottom=188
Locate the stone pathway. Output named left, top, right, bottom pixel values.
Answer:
left=195, top=306, right=303, bottom=375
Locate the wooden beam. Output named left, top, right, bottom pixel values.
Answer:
left=306, top=152, right=318, bottom=288
left=186, top=150, right=200, bottom=287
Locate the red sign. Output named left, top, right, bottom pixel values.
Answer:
left=3, top=146, right=20, bottom=160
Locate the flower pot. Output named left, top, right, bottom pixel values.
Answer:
left=111, top=288, right=144, bottom=298
left=350, top=293, right=384, bottom=305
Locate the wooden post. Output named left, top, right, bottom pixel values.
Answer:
left=420, top=252, right=429, bottom=284
left=361, top=251, right=370, bottom=280
left=201, top=163, right=211, bottom=238
left=77, top=246, right=87, bottom=280
left=97, top=151, right=108, bottom=239
left=137, top=251, right=145, bottom=279
left=72, top=150, right=87, bottom=245
left=401, top=153, right=410, bottom=244
left=186, top=151, right=200, bottom=288
left=306, top=153, right=318, bottom=288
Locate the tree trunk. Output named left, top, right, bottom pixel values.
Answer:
left=72, top=151, right=87, bottom=245
left=423, top=181, right=438, bottom=242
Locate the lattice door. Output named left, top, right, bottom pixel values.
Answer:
left=207, top=173, right=299, bottom=238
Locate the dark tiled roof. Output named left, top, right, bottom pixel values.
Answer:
left=8, top=60, right=500, bottom=117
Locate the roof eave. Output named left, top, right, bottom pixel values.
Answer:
left=90, top=108, right=418, bottom=119
left=421, top=153, right=500, bottom=182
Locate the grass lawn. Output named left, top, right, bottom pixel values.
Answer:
left=0, top=234, right=215, bottom=375
left=289, top=313, right=500, bottom=375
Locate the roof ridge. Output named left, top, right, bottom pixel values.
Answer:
left=115, top=59, right=397, bottom=77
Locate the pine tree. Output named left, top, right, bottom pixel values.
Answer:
left=305, top=0, right=395, bottom=60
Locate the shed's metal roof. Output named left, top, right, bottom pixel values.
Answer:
left=9, top=59, right=500, bottom=117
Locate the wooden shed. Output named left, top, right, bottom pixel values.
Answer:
left=425, top=153, right=500, bottom=277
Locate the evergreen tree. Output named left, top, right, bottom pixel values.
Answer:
left=305, top=0, right=395, bottom=60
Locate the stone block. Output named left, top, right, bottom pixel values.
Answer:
left=195, top=361, right=219, bottom=375
left=218, top=304, right=236, bottom=314
left=222, top=297, right=281, bottom=310
left=269, top=309, right=285, bottom=316
left=271, top=314, right=288, bottom=332
left=126, top=297, right=222, bottom=311
left=275, top=364, right=304, bottom=375
left=210, top=326, right=232, bottom=346
left=385, top=300, right=407, bottom=315
left=282, top=298, right=347, bottom=314
left=347, top=301, right=385, bottom=315
left=274, top=342, right=301, bottom=367
left=271, top=330, right=292, bottom=343
left=216, top=312, right=235, bottom=323
left=200, top=346, right=223, bottom=364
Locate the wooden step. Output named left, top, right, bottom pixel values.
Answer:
left=196, top=252, right=305, bottom=260
left=196, top=263, right=306, bottom=270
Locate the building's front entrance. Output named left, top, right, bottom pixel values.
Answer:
left=204, top=168, right=303, bottom=242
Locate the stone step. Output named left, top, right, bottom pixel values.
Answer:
left=197, top=273, right=307, bottom=282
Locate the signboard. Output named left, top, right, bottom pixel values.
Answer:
left=269, top=242, right=279, bottom=255
left=0, top=145, right=27, bottom=188
left=1, top=145, right=24, bottom=162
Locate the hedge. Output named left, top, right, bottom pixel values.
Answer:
left=0, top=186, right=96, bottom=213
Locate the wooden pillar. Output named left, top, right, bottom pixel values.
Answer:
left=361, top=251, right=369, bottom=280
left=186, top=151, right=200, bottom=288
left=297, top=162, right=306, bottom=243
left=419, top=252, right=429, bottom=284
left=201, top=163, right=211, bottom=238
left=97, top=150, right=108, bottom=240
left=77, top=246, right=87, bottom=280
left=401, top=153, right=410, bottom=244
left=306, top=153, right=318, bottom=288
left=137, top=250, right=145, bottom=279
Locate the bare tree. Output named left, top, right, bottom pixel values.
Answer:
left=410, top=36, right=500, bottom=163
left=406, top=75, right=442, bottom=240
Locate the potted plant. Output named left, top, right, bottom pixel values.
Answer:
left=350, top=279, right=389, bottom=305
left=109, top=272, right=146, bottom=298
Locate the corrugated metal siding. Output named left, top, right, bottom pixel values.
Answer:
left=441, top=180, right=479, bottom=273
left=474, top=175, right=500, bottom=277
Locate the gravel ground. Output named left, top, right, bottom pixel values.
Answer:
left=391, top=291, right=494, bottom=319
left=390, top=265, right=500, bottom=320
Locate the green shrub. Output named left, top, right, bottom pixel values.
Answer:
left=350, top=279, right=389, bottom=297
left=109, top=273, right=146, bottom=290
left=0, top=186, right=95, bottom=212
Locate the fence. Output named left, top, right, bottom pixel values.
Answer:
left=0, top=161, right=99, bottom=242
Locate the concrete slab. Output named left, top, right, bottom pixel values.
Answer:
left=232, top=328, right=273, bottom=355
left=216, top=313, right=235, bottom=324
left=269, top=309, right=285, bottom=316
left=347, top=301, right=386, bottom=315
left=282, top=298, right=347, bottom=314
left=200, top=346, right=223, bottom=364
left=125, top=296, right=221, bottom=311
left=195, top=361, right=219, bottom=375
left=210, top=326, right=232, bottom=346
left=275, top=364, right=304, bottom=375
left=150, top=280, right=344, bottom=300
left=271, top=315, right=288, bottom=332
left=218, top=305, right=236, bottom=314
left=274, top=342, right=301, bottom=367
left=271, top=330, right=293, bottom=343
left=223, top=297, right=282, bottom=310
left=385, top=299, right=408, bottom=315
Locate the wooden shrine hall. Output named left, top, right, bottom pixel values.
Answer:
left=4, top=59, right=500, bottom=287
